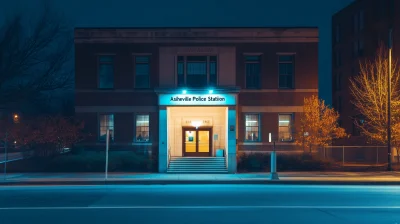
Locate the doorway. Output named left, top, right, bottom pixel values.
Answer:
left=182, top=127, right=212, bottom=157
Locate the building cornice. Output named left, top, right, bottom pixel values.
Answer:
left=74, top=27, right=319, bottom=44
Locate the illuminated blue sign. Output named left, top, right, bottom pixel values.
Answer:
left=159, top=94, right=236, bottom=106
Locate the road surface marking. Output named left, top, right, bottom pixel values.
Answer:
left=1, top=205, right=400, bottom=210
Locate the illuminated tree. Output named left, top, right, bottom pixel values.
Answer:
left=295, top=95, right=348, bottom=152
left=349, top=45, right=400, bottom=152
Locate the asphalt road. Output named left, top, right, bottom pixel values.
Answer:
left=0, top=184, right=400, bottom=224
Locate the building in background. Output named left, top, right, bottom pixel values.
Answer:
left=332, top=0, right=399, bottom=145
left=74, top=27, right=318, bottom=173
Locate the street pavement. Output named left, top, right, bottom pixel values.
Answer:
left=0, top=184, right=400, bottom=223
left=3, top=172, right=400, bottom=185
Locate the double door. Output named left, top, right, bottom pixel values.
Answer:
left=182, top=127, right=212, bottom=157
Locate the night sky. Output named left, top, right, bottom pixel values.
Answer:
left=0, top=0, right=354, bottom=105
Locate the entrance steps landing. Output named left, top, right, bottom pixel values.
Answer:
left=167, top=157, right=228, bottom=173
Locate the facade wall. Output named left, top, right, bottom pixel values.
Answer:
left=74, top=27, right=319, bottom=167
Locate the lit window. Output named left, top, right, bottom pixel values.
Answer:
left=99, top=114, right=114, bottom=141
left=136, top=115, right=150, bottom=142
left=245, top=114, right=260, bottom=141
left=279, top=114, right=293, bottom=142
left=245, top=55, right=261, bottom=89
left=278, top=55, right=295, bottom=89
left=135, top=56, right=150, bottom=88
left=98, top=55, right=114, bottom=89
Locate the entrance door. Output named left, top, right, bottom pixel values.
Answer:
left=183, top=127, right=212, bottom=157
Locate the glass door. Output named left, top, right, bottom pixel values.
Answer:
left=183, top=128, right=212, bottom=157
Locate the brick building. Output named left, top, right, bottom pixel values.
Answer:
left=332, top=0, right=400, bottom=145
left=74, top=27, right=319, bottom=173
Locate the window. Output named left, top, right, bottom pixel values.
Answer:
left=177, top=56, right=217, bottom=87
left=359, top=10, right=364, bottom=31
left=134, top=56, right=150, bottom=88
left=279, top=114, right=293, bottom=142
left=98, top=55, right=114, bottom=88
left=99, top=114, right=114, bottom=142
left=353, top=13, right=359, bottom=34
left=245, top=114, right=260, bottom=141
left=353, top=41, right=358, bottom=57
left=245, top=55, right=261, bottom=89
left=336, top=72, right=342, bottom=90
left=335, top=24, right=340, bottom=43
left=278, top=55, right=294, bottom=88
left=135, top=115, right=150, bottom=142
left=358, top=38, right=364, bottom=56
left=335, top=51, right=341, bottom=67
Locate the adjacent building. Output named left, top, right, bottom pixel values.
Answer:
left=332, top=0, right=400, bottom=145
left=74, top=27, right=319, bottom=173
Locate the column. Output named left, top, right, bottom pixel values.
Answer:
left=158, top=107, right=168, bottom=172
left=226, top=106, right=237, bottom=173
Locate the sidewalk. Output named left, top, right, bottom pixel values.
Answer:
left=2, top=172, right=400, bottom=185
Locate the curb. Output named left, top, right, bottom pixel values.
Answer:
left=2, top=180, right=400, bottom=186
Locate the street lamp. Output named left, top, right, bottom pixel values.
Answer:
left=388, top=28, right=393, bottom=171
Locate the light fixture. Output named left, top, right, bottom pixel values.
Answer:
left=182, top=90, right=187, bottom=94
left=208, top=89, right=213, bottom=94
left=191, top=120, right=202, bottom=129
left=14, top=114, right=18, bottom=118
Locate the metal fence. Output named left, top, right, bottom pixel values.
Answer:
left=315, top=146, right=393, bottom=165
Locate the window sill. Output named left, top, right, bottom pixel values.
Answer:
left=133, top=142, right=152, bottom=146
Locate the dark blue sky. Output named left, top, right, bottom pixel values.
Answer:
left=0, top=0, right=354, bottom=104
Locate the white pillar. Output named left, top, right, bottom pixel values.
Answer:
left=158, top=107, right=168, bottom=172
left=226, top=107, right=237, bottom=173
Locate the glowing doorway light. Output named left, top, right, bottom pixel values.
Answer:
left=191, top=120, right=202, bottom=129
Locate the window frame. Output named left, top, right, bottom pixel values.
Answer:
left=277, top=53, right=295, bottom=89
left=134, top=114, right=151, bottom=143
left=278, top=113, right=294, bottom=142
left=244, top=113, right=261, bottom=142
left=244, top=53, right=262, bottom=89
left=133, top=54, right=152, bottom=89
left=98, top=113, right=115, bottom=142
left=175, top=55, right=218, bottom=87
left=97, top=54, right=115, bottom=89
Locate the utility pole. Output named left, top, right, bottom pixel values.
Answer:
left=388, top=28, right=393, bottom=171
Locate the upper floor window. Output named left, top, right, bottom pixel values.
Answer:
left=98, top=55, right=114, bottom=89
left=245, top=55, right=261, bottom=89
left=99, top=114, right=114, bottom=142
left=336, top=72, right=342, bottom=91
left=135, top=114, right=150, bottom=142
left=134, top=56, right=150, bottom=88
left=245, top=114, right=260, bottom=141
left=359, top=9, right=364, bottom=31
left=279, top=114, right=293, bottom=142
left=335, top=51, right=341, bottom=67
left=353, top=13, right=359, bottom=34
left=177, top=56, right=217, bottom=87
left=278, top=55, right=295, bottom=89
left=335, top=24, right=340, bottom=43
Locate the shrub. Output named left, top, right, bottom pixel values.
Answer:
left=237, top=152, right=333, bottom=172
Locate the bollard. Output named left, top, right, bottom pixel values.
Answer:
left=270, top=150, right=279, bottom=180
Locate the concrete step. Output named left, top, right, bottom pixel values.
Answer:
left=168, top=157, right=227, bottom=173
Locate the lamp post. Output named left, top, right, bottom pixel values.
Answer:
left=388, top=28, right=393, bottom=171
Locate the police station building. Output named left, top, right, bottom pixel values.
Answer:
left=74, top=27, right=319, bottom=173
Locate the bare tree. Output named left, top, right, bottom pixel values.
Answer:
left=295, top=95, right=348, bottom=153
left=0, top=1, right=73, bottom=111
left=349, top=44, right=400, bottom=149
